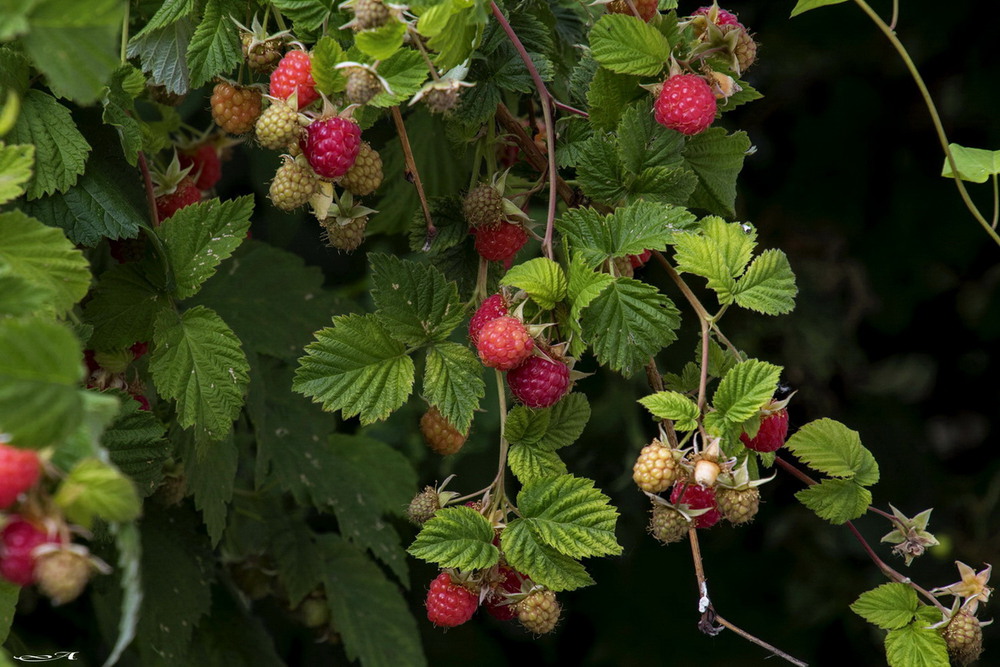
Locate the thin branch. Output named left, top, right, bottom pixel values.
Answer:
left=888, top=0, right=899, bottom=31
left=714, top=614, right=809, bottom=667
left=553, top=100, right=588, bottom=118
left=495, top=103, right=576, bottom=204
left=137, top=151, right=176, bottom=293
left=390, top=106, right=436, bottom=249
left=653, top=251, right=712, bottom=322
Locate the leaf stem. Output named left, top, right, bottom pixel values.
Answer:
left=120, top=2, right=129, bottom=63
left=390, top=106, right=436, bottom=250
left=495, top=103, right=576, bottom=204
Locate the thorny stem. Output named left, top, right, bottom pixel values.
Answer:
left=495, top=103, right=576, bottom=204
left=390, top=106, right=436, bottom=249
left=774, top=456, right=949, bottom=613
left=852, top=0, right=1000, bottom=248
left=490, top=1, right=557, bottom=260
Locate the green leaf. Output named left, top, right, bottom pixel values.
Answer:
left=586, top=67, right=642, bottom=131
left=177, top=428, right=237, bottom=546
left=370, top=253, right=465, bottom=346
left=186, top=0, right=242, bottom=88
left=581, top=277, right=680, bottom=376
left=156, top=196, right=253, bottom=300
left=941, top=144, right=1000, bottom=183
left=711, top=359, right=781, bottom=425
left=271, top=0, right=335, bottom=32
left=850, top=583, right=918, bottom=630
left=508, top=444, right=567, bottom=484
left=126, top=19, right=194, bottom=97
left=504, top=393, right=590, bottom=451
left=101, top=392, right=169, bottom=497
left=0, top=263, right=51, bottom=316
left=589, top=14, right=671, bottom=76
left=617, top=103, right=686, bottom=175
left=312, top=36, right=348, bottom=96
left=682, top=128, right=751, bottom=218
left=131, top=0, right=195, bottom=38
left=0, top=209, right=90, bottom=315
left=500, top=257, right=568, bottom=309
left=52, top=389, right=120, bottom=471
left=795, top=478, right=871, bottom=524
left=320, top=535, right=425, bottom=667
left=733, top=248, right=797, bottom=315
left=294, top=313, right=416, bottom=425
left=501, top=520, right=594, bottom=592
left=355, top=21, right=407, bottom=60
left=53, top=458, right=141, bottom=529
left=673, top=216, right=756, bottom=301
left=884, top=620, right=950, bottom=667
left=639, top=391, right=700, bottom=431
left=785, top=418, right=880, bottom=486
left=83, top=260, right=170, bottom=351
left=422, top=342, right=484, bottom=435
left=101, top=64, right=146, bottom=166
left=100, top=521, right=142, bottom=667
left=408, top=506, right=499, bottom=570
left=370, top=49, right=428, bottom=107
left=150, top=306, right=249, bottom=438
left=20, top=0, right=122, bottom=104
left=0, top=580, right=16, bottom=644
left=790, top=0, right=848, bottom=17
left=270, top=518, right=325, bottom=607
left=0, top=142, right=33, bottom=204
left=575, top=132, right=630, bottom=205
left=6, top=90, right=90, bottom=199
left=565, top=252, right=613, bottom=356
left=0, top=317, right=84, bottom=448
left=517, top=475, right=621, bottom=559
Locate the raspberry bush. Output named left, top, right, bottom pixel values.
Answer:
left=0, top=0, right=995, bottom=665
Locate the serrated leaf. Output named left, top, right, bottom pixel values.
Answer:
left=186, top=0, right=242, bottom=87
left=270, top=518, right=325, bottom=607
left=271, top=0, right=335, bottom=32
left=423, top=0, right=485, bottom=70
left=408, top=506, right=499, bottom=570
left=0, top=143, right=33, bottom=204
left=673, top=216, right=756, bottom=302
left=576, top=132, right=630, bottom=205
left=370, top=253, right=465, bottom=346
left=6, top=90, right=89, bottom=199
left=504, top=393, right=590, bottom=451
left=682, top=128, right=750, bottom=218
left=150, top=306, right=249, bottom=438
left=711, top=359, right=781, bottom=426
left=131, top=0, right=195, bottom=39
left=500, top=257, right=568, bottom=309
left=51, top=389, right=120, bottom=471
left=565, top=252, right=613, bottom=356
left=517, top=475, right=621, bottom=559
left=581, top=277, right=680, bottom=376
left=587, top=67, right=642, bottom=131
left=508, top=444, right=567, bottom=484
left=501, top=520, right=594, bottom=592
left=126, top=18, right=194, bottom=96
left=355, top=21, right=406, bottom=60
left=312, top=36, right=348, bottom=96
left=101, top=392, right=169, bottom=497
left=884, top=620, right=950, bottom=667
left=101, top=521, right=142, bottom=667
left=617, top=102, right=686, bottom=174
left=0, top=317, right=84, bottom=448
left=101, top=65, right=145, bottom=166
left=786, top=418, right=880, bottom=486
left=53, top=458, right=141, bottom=529
left=0, top=579, right=17, bottom=645
left=370, top=49, right=427, bottom=107
left=83, top=259, right=170, bottom=351
left=589, top=14, right=670, bottom=76
left=176, top=427, right=237, bottom=546
left=0, top=209, right=90, bottom=315
left=795, top=478, right=871, bottom=524
left=790, top=0, right=848, bottom=17
left=156, top=196, right=252, bottom=300
left=294, top=313, right=415, bottom=424
left=639, top=391, right=700, bottom=431
left=422, top=342, right=484, bottom=434
left=850, top=583, right=918, bottom=630
left=626, top=165, right=699, bottom=206
left=733, top=248, right=797, bottom=315
left=941, top=144, right=1000, bottom=183
left=0, top=265, right=51, bottom=316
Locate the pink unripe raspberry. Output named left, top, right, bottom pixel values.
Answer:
left=469, top=294, right=509, bottom=343
left=507, top=356, right=571, bottom=408
left=476, top=317, right=534, bottom=370
left=270, top=50, right=319, bottom=109
left=302, top=117, right=362, bottom=179
left=693, top=5, right=742, bottom=27
left=0, top=444, right=41, bottom=509
left=654, top=74, right=717, bottom=136
left=669, top=482, right=721, bottom=529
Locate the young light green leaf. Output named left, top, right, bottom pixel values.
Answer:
left=101, top=392, right=169, bottom=497
left=639, top=391, right=700, bottom=431
left=682, top=128, right=751, bottom=218
left=0, top=143, right=33, bottom=205
left=500, top=257, right=568, bottom=309
left=422, top=342, right=484, bottom=434
left=370, top=253, right=465, bottom=346
left=581, top=277, right=680, bottom=377
left=369, top=49, right=428, bottom=107
left=83, top=260, right=170, bottom=351
left=785, top=418, right=880, bottom=486
left=941, top=144, right=1000, bottom=183
left=504, top=393, right=591, bottom=451
left=0, top=210, right=90, bottom=315
left=150, top=306, right=249, bottom=438
left=795, top=478, right=871, bottom=524
left=790, top=0, right=848, bottom=17
left=711, top=359, right=781, bottom=425
left=517, top=475, right=621, bottom=559
left=673, top=216, right=756, bottom=302
left=850, top=583, right=918, bottom=630
left=0, top=266, right=51, bottom=317
left=884, top=620, right=950, bottom=667
left=508, top=444, right=567, bottom=484
left=733, top=248, right=797, bottom=315
left=589, top=14, right=671, bottom=77
left=53, top=459, right=141, bottom=529
left=156, top=196, right=253, bottom=300
left=52, top=390, right=120, bottom=472
left=312, top=36, right=348, bottom=96
left=294, top=313, right=415, bottom=424
left=186, top=0, right=242, bottom=87
left=6, top=90, right=90, bottom=199
left=501, top=520, right=595, bottom=592
left=355, top=21, right=406, bottom=60
left=408, top=506, right=499, bottom=571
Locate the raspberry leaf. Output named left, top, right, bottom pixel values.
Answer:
left=370, top=253, right=465, bottom=346
left=150, top=306, right=250, bottom=438
left=589, top=14, right=671, bottom=77
left=795, top=478, right=871, bottom=525
left=504, top=393, right=590, bottom=451
left=785, top=418, right=880, bottom=486
left=421, top=1, right=486, bottom=70
left=126, top=20, right=193, bottom=97
left=7, top=92, right=90, bottom=198
left=941, top=143, right=1000, bottom=183
left=500, top=257, right=568, bottom=309
left=0, top=143, right=33, bottom=205
left=369, top=50, right=428, bottom=107
left=507, top=445, right=567, bottom=484
left=312, top=36, right=348, bottom=95
left=883, top=619, right=950, bottom=667
left=101, top=391, right=170, bottom=497
left=850, top=583, right=918, bottom=630
left=100, top=521, right=142, bottom=667
left=408, top=506, right=499, bottom=571
left=709, top=359, right=781, bottom=426
left=0, top=581, right=15, bottom=644
left=83, top=260, right=170, bottom=350
left=0, top=265, right=50, bottom=316
left=616, top=103, right=685, bottom=175
left=355, top=21, right=406, bottom=61
left=517, top=475, right=622, bottom=559
left=423, top=342, right=484, bottom=434
left=575, top=133, right=630, bottom=204
left=639, top=391, right=700, bottom=432
left=270, top=517, right=326, bottom=608
left=500, top=520, right=595, bottom=592
left=732, top=248, right=797, bottom=315
left=186, top=0, right=242, bottom=88
left=682, top=128, right=751, bottom=218
left=586, top=68, right=642, bottom=131
left=53, top=458, right=142, bottom=529
left=673, top=217, right=756, bottom=302
left=565, top=252, right=613, bottom=356
left=790, top=0, right=849, bottom=18
left=271, top=0, right=333, bottom=32
left=294, top=313, right=416, bottom=424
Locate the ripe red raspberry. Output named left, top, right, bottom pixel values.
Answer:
left=463, top=184, right=504, bottom=228
left=517, top=588, right=560, bottom=634
left=468, top=294, right=508, bottom=343
left=34, top=546, right=96, bottom=605
left=420, top=406, right=466, bottom=455
left=739, top=408, right=789, bottom=452
left=715, top=487, right=760, bottom=525
left=693, top=5, right=742, bottom=27
left=178, top=144, right=221, bottom=190
left=474, top=222, right=528, bottom=263
left=669, top=482, right=720, bottom=529
left=425, top=572, right=478, bottom=627
left=0, top=444, right=41, bottom=509
left=648, top=503, right=691, bottom=544
left=632, top=439, right=678, bottom=493
left=507, top=356, right=571, bottom=408
left=606, top=0, right=658, bottom=22
left=486, top=566, right=523, bottom=620
left=0, top=517, right=57, bottom=586
left=476, top=316, right=534, bottom=371
left=339, top=142, right=383, bottom=196
left=629, top=249, right=652, bottom=269
left=155, top=176, right=201, bottom=221
left=302, top=117, right=362, bottom=179
left=654, top=74, right=717, bottom=136
left=210, top=82, right=262, bottom=135
left=270, top=50, right=318, bottom=109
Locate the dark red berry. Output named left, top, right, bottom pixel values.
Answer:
left=0, top=517, right=57, bottom=586
left=474, top=222, right=528, bottom=262
left=301, top=117, right=362, bottom=179
left=739, top=408, right=789, bottom=453
left=507, top=356, right=571, bottom=408
left=669, top=483, right=720, bottom=529
left=155, top=177, right=201, bottom=221
left=178, top=144, right=221, bottom=190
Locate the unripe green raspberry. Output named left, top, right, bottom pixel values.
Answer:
left=339, top=142, right=383, bottom=196
left=632, top=439, right=678, bottom=493
left=353, top=0, right=390, bottom=29
left=345, top=68, right=382, bottom=105
left=422, top=87, right=460, bottom=115
left=942, top=610, right=983, bottom=666
left=407, top=486, right=441, bottom=525
left=517, top=589, right=560, bottom=634
left=34, top=548, right=95, bottom=606
left=323, top=216, right=367, bottom=252
left=463, top=183, right=504, bottom=228
left=242, top=33, right=285, bottom=74
left=716, top=487, right=760, bottom=525
left=720, top=24, right=757, bottom=73
left=270, top=157, right=317, bottom=211
left=648, top=503, right=691, bottom=545
left=256, top=102, right=302, bottom=151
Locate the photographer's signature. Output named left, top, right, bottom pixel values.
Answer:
left=12, top=653, right=79, bottom=662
